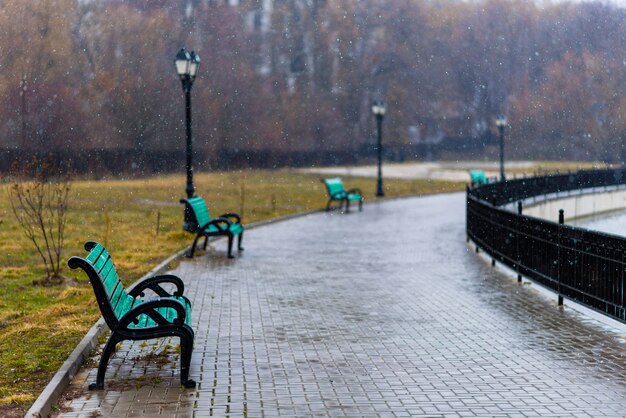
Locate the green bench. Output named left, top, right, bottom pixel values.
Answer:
left=322, top=177, right=364, bottom=212
left=469, top=170, right=489, bottom=187
left=68, top=241, right=196, bottom=390
left=180, top=195, right=244, bottom=258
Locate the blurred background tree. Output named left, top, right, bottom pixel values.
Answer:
left=0, top=0, right=623, bottom=171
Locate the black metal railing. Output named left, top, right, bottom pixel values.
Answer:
left=467, top=168, right=626, bottom=323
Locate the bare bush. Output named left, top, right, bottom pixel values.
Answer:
left=9, top=157, right=72, bottom=284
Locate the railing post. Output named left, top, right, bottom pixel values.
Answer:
left=517, top=201, right=522, bottom=283
left=558, top=209, right=564, bottom=306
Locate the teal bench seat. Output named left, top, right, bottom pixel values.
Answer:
left=68, top=241, right=195, bottom=390
left=322, top=177, right=364, bottom=212
left=469, top=170, right=489, bottom=187
left=180, top=195, right=244, bottom=258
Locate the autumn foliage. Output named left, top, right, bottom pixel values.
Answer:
left=0, top=0, right=624, bottom=167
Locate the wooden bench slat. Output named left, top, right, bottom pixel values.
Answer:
left=135, top=314, right=151, bottom=329
left=90, top=249, right=109, bottom=274
left=97, top=254, right=135, bottom=318
left=189, top=197, right=211, bottom=226
left=101, top=262, right=119, bottom=295
left=206, top=223, right=244, bottom=235
left=113, top=293, right=134, bottom=319
left=109, top=283, right=126, bottom=310
left=126, top=297, right=192, bottom=329
left=88, top=246, right=188, bottom=324
left=134, top=311, right=157, bottom=329
left=85, top=243, right=106, bottom=264
left=188, top=197, right=211, bottom=227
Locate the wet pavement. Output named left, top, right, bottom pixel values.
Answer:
left=56, top=193, right=626, bottom=417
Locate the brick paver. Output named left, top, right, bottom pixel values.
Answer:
left=57, top=193, right=626, bottom=416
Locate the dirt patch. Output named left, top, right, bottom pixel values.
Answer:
left=0, top=404, right=25, bottom=418
left=31, top=275, right=80, bottom=287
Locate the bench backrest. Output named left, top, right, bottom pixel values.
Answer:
left=323, top=177, right=346, bottom=197
left=68, top=241, right=134, bottom=329
left=469, top=170, right=488, bottom=185
left=181, top=196, right=212, bottom=232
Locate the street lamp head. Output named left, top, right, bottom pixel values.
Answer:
left=371, top=100, right=387, bottom=116
left=495, top=114, right=507, bottom=128
left=175, top=48, right=191, bottom=78
left=189, top=51, right=200, bottom=79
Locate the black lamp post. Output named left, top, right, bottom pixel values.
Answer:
left=372, top=100, right=387, bottom=197
left=496, top=114, right=507, bottom=182
left=175, top=48, right=201, bottom=199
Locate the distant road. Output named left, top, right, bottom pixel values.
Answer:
left=301, top=161, right=536, bottom=182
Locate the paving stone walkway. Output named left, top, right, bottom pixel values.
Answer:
left=56, top=193, right=626, bottom=417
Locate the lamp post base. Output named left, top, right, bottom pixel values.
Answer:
left=185, top=183, right=195, bottom=199
left=376, top=180, right=384, bottom=197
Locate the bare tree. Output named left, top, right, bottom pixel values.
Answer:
left=9, top=157, right=72, bottom=284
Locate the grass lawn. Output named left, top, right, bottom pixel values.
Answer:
left=0, top=169, right=464, bottom=416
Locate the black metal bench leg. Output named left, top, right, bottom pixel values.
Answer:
left=89, top=335, right=119, bottom=390
left=179, top=330, right=196, bottom=389
left=187, top=234, right=201, bottom=258
left=202, top=235, right=209, bottom=250
left=326, top=199, right=332, bottom=211
left=238, top=232, right=244, bottom=251
left=345, top=199, right=351, bottom=212
left=227, top=234, right=235, bottom=259
left=359, top=199, right=363, bottom=211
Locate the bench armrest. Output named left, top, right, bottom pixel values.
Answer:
left=218, top=213, right=241, bottom=224
left=347, top=188, right=362, bottom=196
left=200, top=217, right=232, bottom=231
left=330, top=191, right=346, bottom=199
left=128, top=274, right=185, bottom=298
left=119, top=298, right=188, bottom=328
